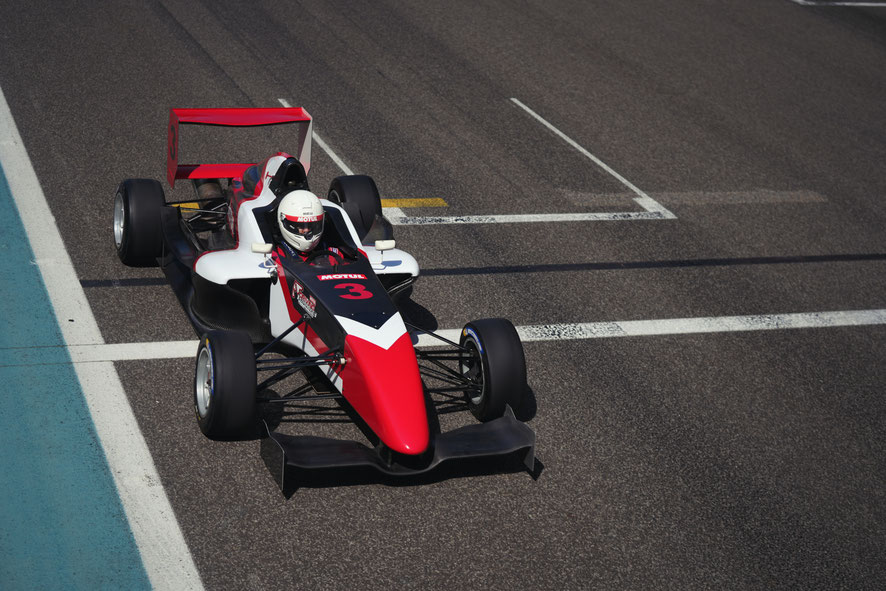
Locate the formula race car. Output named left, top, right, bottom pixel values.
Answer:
left=113, top=107, right=535, bottom=491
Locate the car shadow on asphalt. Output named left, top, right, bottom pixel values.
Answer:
left=273, top=454, right=545, bottom=498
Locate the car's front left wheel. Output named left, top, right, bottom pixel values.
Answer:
left=459, top=318, right=528, bottom=422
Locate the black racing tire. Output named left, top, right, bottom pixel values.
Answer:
left=194, top=330, right=257, bottom=440
left=327, top=175, right=383, bottom=242
left=113, top=178, right=165, bottom=266
left=459, top=318, right=527, bottom=422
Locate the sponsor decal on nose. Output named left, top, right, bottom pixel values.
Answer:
left=317, top=273, right=367, bottom=281
left=291, top=279, right=317, bottom=318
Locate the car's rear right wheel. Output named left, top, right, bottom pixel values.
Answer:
left=114, top=178, right=165, bottom=266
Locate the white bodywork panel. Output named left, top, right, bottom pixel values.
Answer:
left=335, top=314, right=409, bottom=350
left=195, top=154, right=287, bottom=284
left=364, top=245, right=419, bottom=277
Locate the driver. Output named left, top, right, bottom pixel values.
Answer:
left=276, top=189, right=339, bottom=262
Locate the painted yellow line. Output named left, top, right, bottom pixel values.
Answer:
left=380, top=198, right=448, bottom=208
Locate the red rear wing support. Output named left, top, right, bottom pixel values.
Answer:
left=167, top=107, right=313, bottom=187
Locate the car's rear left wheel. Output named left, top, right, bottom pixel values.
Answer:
left=327, top=175, right=392, bottom=244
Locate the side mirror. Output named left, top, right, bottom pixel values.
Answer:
left=252, top=242, right=273, bottom=254
left=375, top=239, right=396, bottom=252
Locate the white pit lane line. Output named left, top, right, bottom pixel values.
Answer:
left=509, top=98, right=676, bottom=220
left=788, top=1, right=886, bottom=6
left=0, top=87, right=203, bottom=589
left=279, top=97, right=675, bottom=226
left=278, top=98, right=411, bottom=221
left=4, top=309, right=884, bottom=365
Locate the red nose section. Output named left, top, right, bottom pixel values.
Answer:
left=340, top=333, right=429, bottom=455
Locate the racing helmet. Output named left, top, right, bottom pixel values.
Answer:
left=278, top=190, right=325, bottom=252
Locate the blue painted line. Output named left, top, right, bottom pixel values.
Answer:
left=0, top=166, right=150, bottom=589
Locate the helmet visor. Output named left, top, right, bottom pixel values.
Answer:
left=282, top=214, right=324, bottom=241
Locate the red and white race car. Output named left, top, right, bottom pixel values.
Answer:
left=112, top=107, right=535, bottom=492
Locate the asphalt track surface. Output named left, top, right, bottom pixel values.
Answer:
left=2, top=0, right=886, bottom=589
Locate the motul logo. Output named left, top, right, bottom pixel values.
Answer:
left=317, top=273, right=367, bottom=281
left=283, top=214, right=322, bottom=222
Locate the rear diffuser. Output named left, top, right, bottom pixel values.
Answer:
left=261, top=405, right=535, bottom=493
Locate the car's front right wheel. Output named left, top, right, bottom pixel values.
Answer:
left=194, top=330, right=257, bottom=440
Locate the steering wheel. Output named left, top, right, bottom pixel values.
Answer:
left=305, top=248, right=345, bottom=265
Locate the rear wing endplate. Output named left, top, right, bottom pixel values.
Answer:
left=167, top=107, right=312, bottom=187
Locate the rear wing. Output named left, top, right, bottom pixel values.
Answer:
left=167, top=107, right=312, bottom=187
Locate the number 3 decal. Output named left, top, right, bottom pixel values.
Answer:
left=334, top=283, right=373, bottom=300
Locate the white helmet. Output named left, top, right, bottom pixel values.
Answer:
left=278, top=190, right=324, bottom=252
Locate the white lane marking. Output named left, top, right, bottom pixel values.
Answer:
left=563, top=189, right=827, bottom=206
left=0, top=87, right=203, bottom=590
left=788, top=1, right=886, bottom=6
left=509, top=97, right=676, bottom=219
left=277, top=99, right=353, bottom=174
left=384, top=209, right=670, bottom=225
left=311, top=131, right=354, bottom=175
left=277, top=98, right=407, bottom=221
left=513, top=309, right=886, bottom=340
left=4, top=309, right=883, bottom=364
left=279, top=97, right=673, bottom=226
left=71, top=341, right=200, bottom=362
left=385, top=99, right=679, bottom=225
left=419, top=309, right=886, bottom=344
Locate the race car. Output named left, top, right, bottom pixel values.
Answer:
left=112, top=107, right=535, bottom=491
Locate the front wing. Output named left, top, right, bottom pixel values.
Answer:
left=261, top=405, right=535, bottom=494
